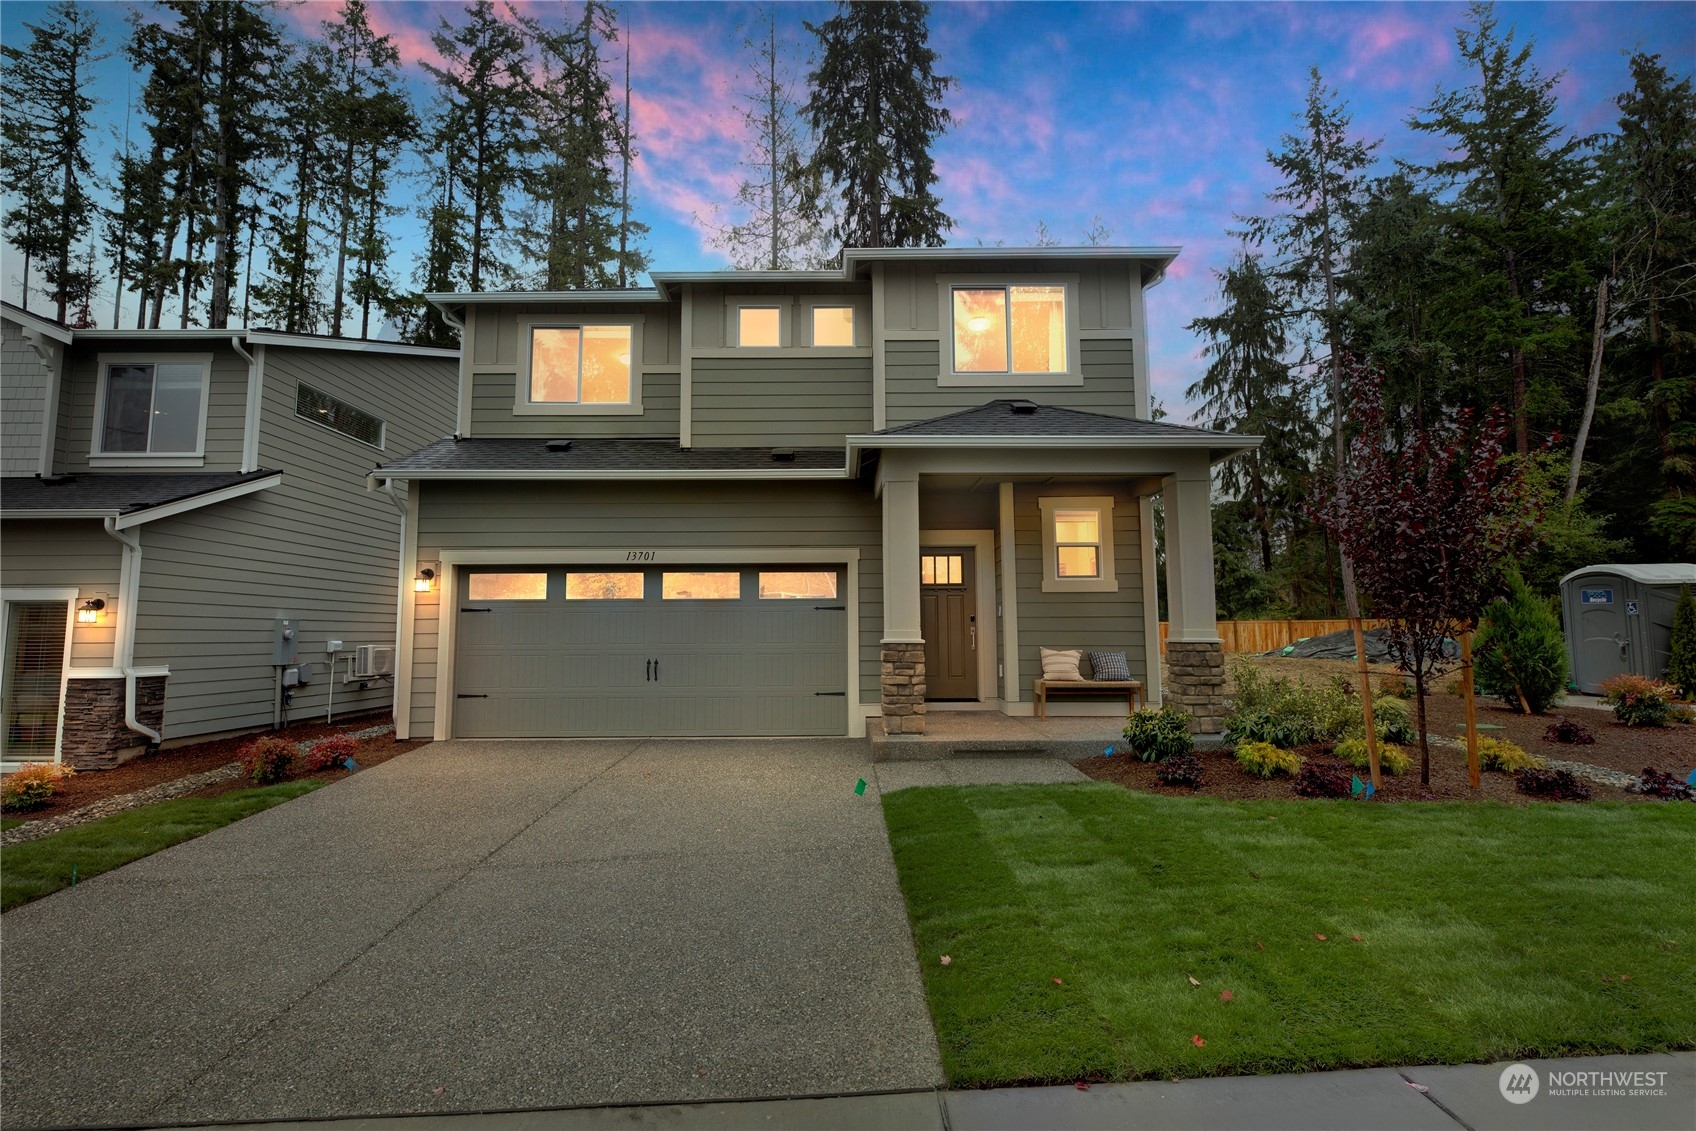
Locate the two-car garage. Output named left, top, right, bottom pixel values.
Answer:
left=451, top=564, right=849, bottom=737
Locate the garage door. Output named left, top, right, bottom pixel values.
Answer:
left=453, top=566, right=848, bottom=737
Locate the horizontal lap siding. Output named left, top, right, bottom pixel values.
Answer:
left=0, top=520, right=120, bottom=667
left=884, top=338, right=1140, bottom=428
left=57, top=342, right=248, bottom=473
left=409, top=479, right=882, bottom=737
left=2, top=322, right=49, bottom=475
left=472, top=302, right=680, bottom=369
left=691, top=357, right=871, bottom=448
left=470, top=370, right=680, bottom=438
left=128, top=347, right=456, bottom=739
left=1013, top=483, right=1145, bottom=687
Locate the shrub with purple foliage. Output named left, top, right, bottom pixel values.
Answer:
left=1635, top=767, right=1694, bottom=801
left=1155, top=753, right=1205, bottom=789
left=1541, top=719, right=1595, bottom=745
left=1513, top=766, right=1591, bottom=801
left=1294, top=760, right=1354, bottom=799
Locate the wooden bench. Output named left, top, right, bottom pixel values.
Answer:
left=1034, top=678, right=1143, bottom=718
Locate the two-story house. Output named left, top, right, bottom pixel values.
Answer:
left=375, top=248, right=1257, bottom=743
left=0, top=303, right=458, bottom=768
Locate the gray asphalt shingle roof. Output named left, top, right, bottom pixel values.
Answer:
left=373, top=438, right=845, bottom=475
left=869, top=400, right=1228, bottom=439
left=0, top=470, right=279, bottom=515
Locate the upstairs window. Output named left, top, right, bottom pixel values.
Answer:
left=94, top=355, right=211, bottom=460
left=296, top=383, right=384, bottom=447
left=952, top=285, right=1067, bottom=375
left=528, top=325, right=633, bottom=405
left=811, top=305, right=856, bottom=347
left=737, top=306, right=783, bottom=347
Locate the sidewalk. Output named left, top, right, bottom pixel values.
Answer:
left=192, top=1052, right=1694, bottom=1131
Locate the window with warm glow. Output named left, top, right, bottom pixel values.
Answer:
left=757, top=571, right=837, bottom=599
left=662, top=572, right=742, bottom=599
left=565, top=572, right=644, bottom=600
left=951, top=285, right=1066, bottom=375
left=529, top=325, right=633, bottom=404
left=811, top=306, right=856, bottom=347
left=738, top=306, right=783, bottom=347
left=920, top=555, right=964, bottom=585
left=468, top=573, right=549, bottom=600
left=1053, top=509, right=1101, bottom=578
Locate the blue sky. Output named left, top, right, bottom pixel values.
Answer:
left=1, top=1, right=1690, bottom=417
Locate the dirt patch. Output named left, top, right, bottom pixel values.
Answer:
left=2, top=712, right=412, bottom=820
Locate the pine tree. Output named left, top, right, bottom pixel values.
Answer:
left=250, top=47, right=333, bottom=333
left=1667, top=585, right=1696, bottom=699
left=1473, top=565, right=1569, bottom=713
left=803, top=0, right=953, bottom=249
left=0, top=0, right=105, bottom=322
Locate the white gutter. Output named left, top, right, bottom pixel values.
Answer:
left=233, top=336, right=263, bottom=472
left=102, top=517, right=163, bottom=744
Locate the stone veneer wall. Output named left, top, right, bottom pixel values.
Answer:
left=880, top=642, right=927, bottom=734
left=1165, top=640, right=1228, bottom=734
left=60, top=676, right=167, bottom=770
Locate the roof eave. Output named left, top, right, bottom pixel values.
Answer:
left=367, top=467, right=850, bottom=482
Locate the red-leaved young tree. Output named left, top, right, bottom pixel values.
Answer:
left=1312, top=362, right=1540, bottom=785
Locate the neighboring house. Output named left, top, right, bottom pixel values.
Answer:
left=375, top=248, right=1258, bottom=742
left=0, top=303, right=458, bottom=768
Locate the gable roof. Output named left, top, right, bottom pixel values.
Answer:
left=370, top=438, right=847, bottom=481
left=0, top=470, right=281, bottom=528
left=847, top=401, right=1261, bottom=463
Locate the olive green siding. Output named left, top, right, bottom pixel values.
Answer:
left=884, top=338, right=1137, bottom=428
left=408, top=479, right=883, bottom=737
left=878, top=259, right=1135, bottom=333
left=56, top=339, right=248, bottom=473
left=686, top=282, right=871, bottom=349
left=470, top=301, right=681, bottom=369
left=691, top=356, right=871, bottom=448
left=470, top=370, right=681, bottom=438
left=2, top=321, right=51, bottom=476
left=0, top=519, right=120, bottom=667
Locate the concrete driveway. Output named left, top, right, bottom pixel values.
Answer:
left=0, top=739, right=944, bottom=1129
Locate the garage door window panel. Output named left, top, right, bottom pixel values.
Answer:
left=758, top=571, right=837, bottom=599
left=662, top=572, right=742, bottom=600
left=565, top=572, right=644, bottom=600
left=467, top=572, right=549, bottom=601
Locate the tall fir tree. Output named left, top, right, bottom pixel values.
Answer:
left=803, top=0, right=952, bottom=249
left=250, top=45, right=332, bottom=333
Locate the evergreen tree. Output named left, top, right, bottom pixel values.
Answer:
left=0, top=0, right=105, bottom=322
left=1667, top=585, right=1696, bottom=699
left=803, top=0, right=952, bottom=249
left=250, top=46, right=332, bottom=333
left=1241, top=66, right=1379, bottom=618
left=1473, top=565, right=1569, bottom=713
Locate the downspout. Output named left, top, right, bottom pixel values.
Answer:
left=102, top=517, right=162, bottom=744
left=377, top=476, right=412, bottom=739
left=437, top=304, right=472, bottom=437
left=232, top=335, right=263, bottom=472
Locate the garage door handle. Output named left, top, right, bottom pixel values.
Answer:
left=457, top=693, right=488, bottom=699
left=814, top=605, right=846, bottom=610
left=646, top=659, right=653, bottom=681
left=814, top=691, right=846, bottom=696
left=461, top=608, right=492, bottom=613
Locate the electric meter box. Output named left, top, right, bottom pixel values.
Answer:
left=273, top=617, right=301, bottom=666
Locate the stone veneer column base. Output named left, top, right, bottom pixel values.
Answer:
left=60, top=676, right=167, bottom=770
left=880, top=642, right=927, bottom=735
left=1165, top=640, right=1228, bottom=734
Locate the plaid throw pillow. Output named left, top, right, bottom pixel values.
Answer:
left=1086, top=651, right=1131, bottom=681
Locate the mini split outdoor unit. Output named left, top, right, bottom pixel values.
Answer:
left=354, top=644, right=396, bottom=678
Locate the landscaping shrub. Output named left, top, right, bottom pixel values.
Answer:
left=1473, top=567, right=1569, bottom=713
left=297, top=733, right=359, bottom=772
left=1120, top=705, right=1194, bottom=762
left=1635, top=767, right=1695, bottom=802
left=243, top=736, right=296, bottom=784
left=1600, top=674, right=1676, bottom=727
left=1223, top=710, right=1313, bottom=750
left=1668, top=584, right=1696, bottom=701
left=1478, top=736, right=1544, bottom=773
left=1335, top=737, right=1411, bottom=776
left=1233, top=740, right=1302, bottom=779
left=1154, top=753, right=1205, bottom=789
left=1377, top=674, right=1412, bottom=699
left=1368, top=696, right=1417, bottom=744
left=1, top=762, right=75, bottom=811
left=1514, top=766, right=1591, bottom=801
left=1294, top=760, right=1354, bottom=798
left=1542, top=718, right=1596, bottom=745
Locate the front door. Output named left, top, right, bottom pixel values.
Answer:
left=921, top=548, right=977, bottom=700
left=2, top=602, right=69, bottom=761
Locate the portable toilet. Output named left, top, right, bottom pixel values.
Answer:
left=1560, top=564, right=1696, bottom=694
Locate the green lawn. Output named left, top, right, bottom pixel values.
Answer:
left=1, top=782, right=322, bottom=911
left=883, top=783, right=1696, bottom=1086
left=0, top=818, right=23, bottom=831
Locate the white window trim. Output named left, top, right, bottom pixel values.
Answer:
left=90, top=352, right=214, bottom=467
left=0, top=588, right=79, bottom=765
left=936, top=273, right=1083, bottom=388
left=295, top=382, right=387, bottom=450
left=800, top=295, right=869, bottom=348
left=1039, top=495, right=1117, bottom=593
left=514, top=316, right=645, bottom=417
left=726, top=296, right=794, bottom=348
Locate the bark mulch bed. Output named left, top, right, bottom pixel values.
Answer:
left=2, top=712, right=425, bottom=820
left=187, top=731, right=425, bottom=801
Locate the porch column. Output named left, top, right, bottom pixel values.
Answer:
left=1161, top=467, right=1227, bottom=733
left=881, top=473, right=926, bottom=734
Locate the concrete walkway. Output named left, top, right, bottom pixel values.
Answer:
left=0, top=739, right=945, bottom=1129
left=189, top=1052, right=1696, bottom=1131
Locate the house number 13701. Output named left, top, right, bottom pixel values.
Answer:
left=625, top=550, right=656, bottom=561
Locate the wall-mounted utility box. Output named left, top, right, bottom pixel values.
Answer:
left=273, top=617, right=301, bottom=666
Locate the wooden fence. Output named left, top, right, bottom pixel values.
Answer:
left=1158, top=619, right=1386, bottom=656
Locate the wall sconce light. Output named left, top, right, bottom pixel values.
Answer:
left=414, top=567, right=436, bottom=594
left=77, top=598, right=106, bottom=624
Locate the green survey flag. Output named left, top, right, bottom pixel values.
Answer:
left=854, top=778, right=867, bottom=796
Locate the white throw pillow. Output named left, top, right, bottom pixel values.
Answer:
left=1040, top=647, right=1084, bottom=681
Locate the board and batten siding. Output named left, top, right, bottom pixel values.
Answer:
left=691, top=356, right=871, bottom=448
left=884, top=339, right=1137, bottom=429
left=2, top=320, right=51, bottom=475
left=408, top=479, right=883, bottom=737
left=55, top=339, right=249, bottom=473
left=126, top=345, right=456, bottom=739
left=470, top=370, right=680, bottom=438
left=0, top=519, right=120, bottom=667
left=1012, top=482, right=1146, bottom=688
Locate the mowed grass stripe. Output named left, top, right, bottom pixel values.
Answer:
left=883, top=783, right=1696, bottom=1086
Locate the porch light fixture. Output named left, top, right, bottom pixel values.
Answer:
left=77, top=598, right=106, bottom=624
left=414, top=567, right=436, bottom=594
